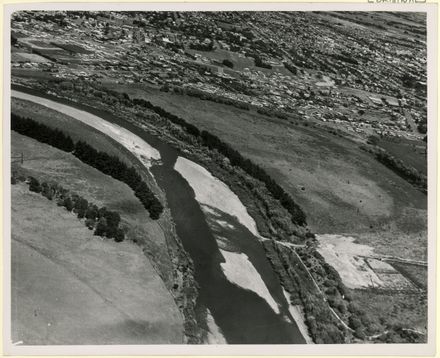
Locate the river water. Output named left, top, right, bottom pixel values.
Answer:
left=11, top=87, right=306, bottom=344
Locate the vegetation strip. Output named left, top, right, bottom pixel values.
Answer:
left=15, top=175, right=126, bottom=242
left=361, top=142, right=427, bottom=194
left=126, top=92, right=307, bottom=226
left=11, top=113, right=164, bottom=219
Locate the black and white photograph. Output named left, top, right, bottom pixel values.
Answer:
left=3, top=2, right=437, bottom=355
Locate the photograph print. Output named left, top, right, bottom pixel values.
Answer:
left=5, top=3, right=435, bottom=353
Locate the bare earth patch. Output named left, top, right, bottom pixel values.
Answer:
left=317, top=234, right=414, bottom=290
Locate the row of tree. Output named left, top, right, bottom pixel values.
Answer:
left=126, top=93, right=307, bottom=226
left=375, top=150, right=427, bottom=193
left=74, top=141, right=163, bottom=219
left=162, top=86, right=252, bottom=111
left=11, top=114, right=75, bottom=152
left=360, top=143, right=427, bottom=194
left=25, top=176, right=125, bottom=241
left=11, top=114, right=164, bottom=219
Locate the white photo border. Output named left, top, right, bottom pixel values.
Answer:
left=2, top=2, right=438, bottom=356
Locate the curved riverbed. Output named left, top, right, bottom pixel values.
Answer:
left=12, top=88, right=306, bottom=344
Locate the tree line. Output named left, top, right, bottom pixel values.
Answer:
left=360, top=144, right=427, bottom=194
left=22, top=175, right=126, bottom=241
left=264, top=240, right=346, bottom=343
left=74, top=140, right=164, bottom=219
left=375, top=150, right=427, bottom=193
left=163, top=85, right=252, bottom=111
left=126, top=94, right=307, bottom=226
left=11, top=114, right=164, bottom=219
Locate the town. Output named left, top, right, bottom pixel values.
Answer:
left=11, top=11, right=427, bottom=141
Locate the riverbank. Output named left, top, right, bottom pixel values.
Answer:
left=11, top=93, right=202, bottom=343
left=11, top=82, right=331, bottom=343
left=12, top=90, right=161, bottom=168
left=13, top=79, right=425, bottom=344
left=282, top=289, right=314, bottom=344
left=12, top=87, right=307, bottom=344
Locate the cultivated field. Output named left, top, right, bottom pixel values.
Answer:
left=11, top=183, right=183, bottom=345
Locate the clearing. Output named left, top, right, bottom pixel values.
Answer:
left=316, top=234, right=418, bottom=291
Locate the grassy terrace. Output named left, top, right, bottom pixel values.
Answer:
left=11, top=96, right=202, bottom=342
left=12, top=131, right=174, bottom=282
left=11, top=147, right=184, bottom=345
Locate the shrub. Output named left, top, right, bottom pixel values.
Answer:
left=74, top=197, right=89, bottom=218
left=115, top=228, right=125, bottom=242
left=94, top=217, right=107, bottom=236
left=63, top=197, right=74, bottom=211
left=41, top=182, right=55, bottom=200
left=28, top=177, right=42, bottom=193
left=354, top=327, right=366, bottom=340
left=85, top=218, right=96, bottom=230
left=85, top=204, right=99, bottom=220
left=349, top=316, right=362, bottom=330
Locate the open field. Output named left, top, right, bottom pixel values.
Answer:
left=12, top=132, right=174, bottom=285
left=105, top=85, right=427, bottom=244
left=11, top=183, right=183, bottom=344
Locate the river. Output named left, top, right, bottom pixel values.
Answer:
left=11, top=87, right=306, bottom=344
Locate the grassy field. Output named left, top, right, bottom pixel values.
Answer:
left=11, top=183, right=183, bottom=344
left=105, top=85, right=427, bottom=253
left=12, top=131, right=175, bottom=285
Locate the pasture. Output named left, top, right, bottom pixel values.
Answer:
left=11, top=183, right=183, bottom=345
